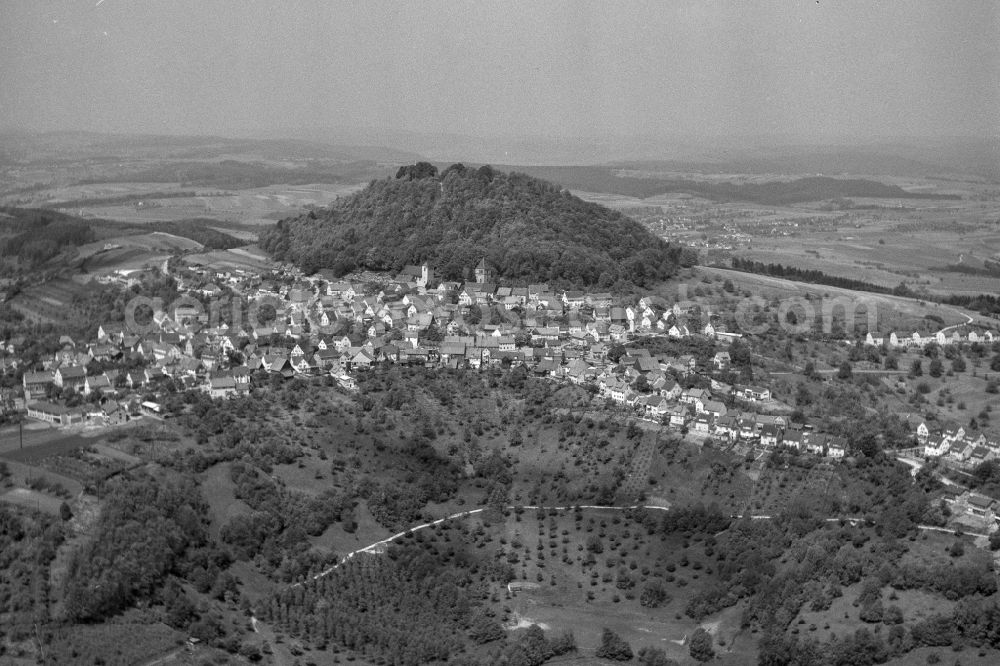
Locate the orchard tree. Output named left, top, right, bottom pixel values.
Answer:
left=596, top=628, right=633, bottom=661
left=689, top=628, right=715, bottom=662
left=637, top=646, right=677, bottom=666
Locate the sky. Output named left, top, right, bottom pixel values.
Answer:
left=1, top=1, right=997, bottom=143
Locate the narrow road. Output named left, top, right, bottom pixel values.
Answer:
left=293, top=502, right=990, bottom=589
left=295, top=503, right=675, bottom=588
left=938, top=312, right=975, bottom=335
left=250, top=501, right=994, bottom=643
left=896, top=455, right=962, bottom=486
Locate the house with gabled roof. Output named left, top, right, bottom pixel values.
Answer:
left=657, top=379, right=682, bottom=401
left=54, top=365, right=87, bottom=390
left=942, top=422, right=966, bottom=443
left=713, top=414, right=738, bottom=441
left=760, top=423, right=782, bottom=448
left=608, top=324, right=628, bottom=342
left=348, top=348, right=375, bottom=371
left=292, top=356, right=318, bottom=375
left=439, top=341, right=467, bottom=364
left=666, top=404, right=689, bottom=428
left=680, top=387, right=708, bottom=407
left=312, top=347, right=341, bottom=370
left=806, top=433, right=829, bottom=456
left=701, top=400, right=728, bottom=419
left=565, top=358, right=596, bottom=385
left=126, top=371, right=146, bottom=390
left=22, top=371, right=53, bottom=401
left=924, top=434, right=949, bottom=458
left=601, top=377, right=629, bottom=404
left=208, top=375, right=238, bottom=399
left=82, top=374, right=112, bottom=396
left=827, top=437, right=847, bottom=459
left=782, top=429, right=804, bottom=450
left=738, top=415, right=758, bottom=441
left=588, top=292, right=612, bottom=308
left=97, top=323, right=125, bottom=343
left=642, top=395, right=670, bottom=417
left=692, top=414, right=712, bottom=434
left=562, top=291, right=586, bottom=309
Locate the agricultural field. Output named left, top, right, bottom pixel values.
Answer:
left=183, top=246, right=275, bottom=273
left=0, top=486, right=65, bottom=515
left=722, top=192, right=1000, bottom=298
left=45, top=620, right=232, bottom=666
left=32, top=445, right=136, bottom=488
left=695, top=265, right=979, bottom=332
left=6, top=278, right=92, bottom=323
left=735, top=222, right=1000, bottom=298
left=580, top=167, right=1000, bottom=302
left=57, top=182, right=365, bottom=227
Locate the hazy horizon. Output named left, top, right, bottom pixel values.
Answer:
left=1, top=1, right=997, bottom=152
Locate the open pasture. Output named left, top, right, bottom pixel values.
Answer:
left=183, top=246, right=274, bottom=272
left=0, top=487, right=64, bottom=515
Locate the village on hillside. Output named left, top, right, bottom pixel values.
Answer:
left=2, top=258, right=998, bottom=475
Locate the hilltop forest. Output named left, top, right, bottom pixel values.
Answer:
left=259, top=163, right=695, bottom=287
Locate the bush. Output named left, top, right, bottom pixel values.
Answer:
left=595, top=628, right=633, bottom=661
left=639, top=580, right=669, bottom=608
left=688, top=628, right=715, bottom=662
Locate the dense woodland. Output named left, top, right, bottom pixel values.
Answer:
left=0, top=207, right=241, bottom=276
left=259, top=164, right=695, bottom=287
left=0, top=208, right=96, bottom=268
left=134, top=219, right=242, bottom=249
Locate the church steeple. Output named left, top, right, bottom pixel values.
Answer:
left=474, top=258, right=494, bottom=283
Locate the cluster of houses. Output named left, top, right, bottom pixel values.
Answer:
left=866, top=328, right=994, bottom=349
left=918, top=420, right=1000, bottom=467
left=0, top=261, right=867, bottom=459
left=597, top=354, right=846, bottom=456
left=0, top=260, right=731, bottom=426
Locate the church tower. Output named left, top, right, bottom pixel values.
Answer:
left=474, top=258, right=494, bottom=283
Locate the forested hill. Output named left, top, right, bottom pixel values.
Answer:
left=259, top=163, right=694, bottom=287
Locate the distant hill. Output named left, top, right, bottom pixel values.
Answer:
left=503, top=166, right=962, bottom=205
left=0, top=207, right=242, bottom=273
left=0, top=131, right=422, bottom=164
left=77, top=159, right=390, bottom=190
left=260, top=163, right=694, bottom=287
